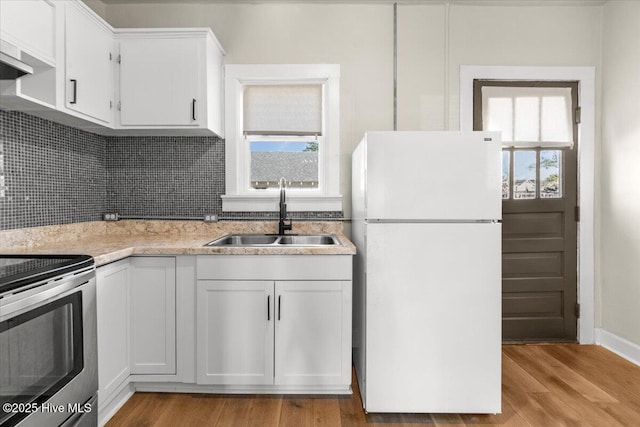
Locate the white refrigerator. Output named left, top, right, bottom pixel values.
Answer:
left=351, top=131, right=502, bottom=414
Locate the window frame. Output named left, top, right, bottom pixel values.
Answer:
left=222, top=64, right=341, bottom=212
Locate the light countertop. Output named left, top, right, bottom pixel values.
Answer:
left=0, top=220, right=356, bottom=267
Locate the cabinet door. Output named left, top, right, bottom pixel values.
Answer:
left=119, top=37, right=200, bottom=126
left=130, top=257, right=176, bottom=375
left=0, top=0, right=56, bottom=64
left=65, top=2, right=112, bottom=124
left=274, top=281, right=352, bottom=386
left=196, top=280, right=274, bottom=385
left=96, top=260, right=130, bottom=407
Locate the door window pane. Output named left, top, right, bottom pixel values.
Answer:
left=513, top=151, right=536, bottom=199
left=482, top=86, right=573, bottom=147
left=250, top=141, right=319, bottom=189
left=541, top=97, right=571, bottom=142
left=514, top=97, right=540, bottom=142
left=540, top=150, right=562, bottom=198
left=502, top=151, right=510, bottom=199
left=486, top=97, right=513, bottom=142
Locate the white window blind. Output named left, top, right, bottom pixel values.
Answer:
left=482, top=86, right=574, bottom=148
left=243, top=84, right=323, bottom=136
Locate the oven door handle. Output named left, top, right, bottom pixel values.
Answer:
left=0, top=269, right=94, bottom=319
left=59, top=394, right=97, bottom=427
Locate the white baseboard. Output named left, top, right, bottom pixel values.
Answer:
left=98, top=382, right=134, bottom=427
left=595, top=328, right=640, bottom=367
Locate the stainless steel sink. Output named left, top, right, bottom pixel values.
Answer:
left=205, top=233, right=340, bottom=247
left=207, top=234, right=279, bottom=246
left=278, top=235, right=338, bottom=245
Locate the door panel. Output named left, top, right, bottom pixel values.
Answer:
left=129, top=257, right=176, bottom=374
left=65, top=2, right=112, bottom=124
left=474, top=80, right=578, bottom=342
left=196, top=280, right=274, bottom=385
left=119, top=37, right=200, bottom=126
left=365, top=223, right=501, bottom=413
left=274, top=281, right=350, bottom=386
left=365, top=131, right=502, bottom=221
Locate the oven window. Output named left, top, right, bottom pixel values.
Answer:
left=0, top=292, right=83, bottom=426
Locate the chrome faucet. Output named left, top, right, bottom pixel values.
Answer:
left=278, top=177, right=292, bottom=235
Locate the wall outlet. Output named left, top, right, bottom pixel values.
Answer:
left=103, top=213, right=119, bottom=221
left=204, top=214, right=218, bottom=222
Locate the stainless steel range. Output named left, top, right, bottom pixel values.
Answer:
left=0, top=255, right=97, bottom=427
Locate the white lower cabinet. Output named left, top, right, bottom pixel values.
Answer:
left=96, top=259, right=130, bottom=415
left=129, top=256, right=177, bottom=375
left=196, top=281, right=274, bottom=385
left=274, top=281, right=351, bottom=386
left=195, top=255, right=353, bottom=392
left=97, top=253, right=351, bottom=427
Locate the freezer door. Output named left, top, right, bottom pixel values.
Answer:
left=364, top=222, right=501, bottom=413
left=365, top=131, right=501, bottom=221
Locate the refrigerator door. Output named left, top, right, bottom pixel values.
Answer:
left=364, top=131, right=501, bottom=221
left=364, top=222, right=501, bottom=413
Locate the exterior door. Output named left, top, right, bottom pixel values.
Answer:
left=474, top=80, right=579, bottom=342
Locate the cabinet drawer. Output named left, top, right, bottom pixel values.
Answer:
left=196, top=255, right=352, bottom=281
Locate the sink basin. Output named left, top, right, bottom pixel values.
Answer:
left=207, top=234, right=279, bottom=246
left=205, top=233, right=340, bottom=247
left=278, top=235, right=338, bottom=245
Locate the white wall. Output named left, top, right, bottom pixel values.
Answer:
left=104, top=2, right=394, bottom=220
left=100, top=1, right=640, bottom=347
left=103, top=1, right=602, bottom=215
left=601, top=1, right=640, bottom=346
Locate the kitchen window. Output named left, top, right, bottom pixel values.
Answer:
left=222, top=64, right=341, bottom=212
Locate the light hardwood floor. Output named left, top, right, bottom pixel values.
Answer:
left=106, top=344, right=640, bottom=426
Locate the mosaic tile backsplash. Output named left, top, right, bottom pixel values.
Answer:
left=106, top=135, right=225, bottom=218
left=0, top=111, right=107, bottom=230
left=0, top=111, right=342, bottom=231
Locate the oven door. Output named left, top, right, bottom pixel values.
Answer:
left=0, top=270, right=97, bottom=427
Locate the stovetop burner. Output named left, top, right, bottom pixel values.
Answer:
left=0, top=255, right=94, bottom=295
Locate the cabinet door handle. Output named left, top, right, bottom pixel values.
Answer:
left=192, top=98, right=197, bottom=121
left=267, top=295, right=271, bottom=321
left=278, top=295, right=281, bottom=321
left=70, top=79, right=77, bottom=104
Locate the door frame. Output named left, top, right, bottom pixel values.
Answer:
left=459, top=65, right=596, bottom=344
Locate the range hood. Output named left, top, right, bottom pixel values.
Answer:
left=0, top=51, right=34, bottom=79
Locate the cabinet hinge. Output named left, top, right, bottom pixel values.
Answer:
left=575, top=206, right=580, bottom=222
left=109, top=52, right=112, bottom=61
left=575, top=106, right=581, bottom=124
left=117, top=101, right=121, bottom=111
left=575, top=303, right=581, bottom=319
left=117, top=54, right=122, bottom=64
left=109, top=101, right=113, bottom=110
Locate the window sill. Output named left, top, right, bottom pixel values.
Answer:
left=221, top=194, right=342, bottom=212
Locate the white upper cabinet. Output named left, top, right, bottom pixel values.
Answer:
left=62, top=1, right=113, bottom=125
left=0, top=0, right=58, bottom=109
left=0, top=0, right=56, bottom=66
left=119, top=36, right=199, bottom=127
left=1, top=2, right=225, bottom=136
left=115, top=30, right=225, bottom=136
